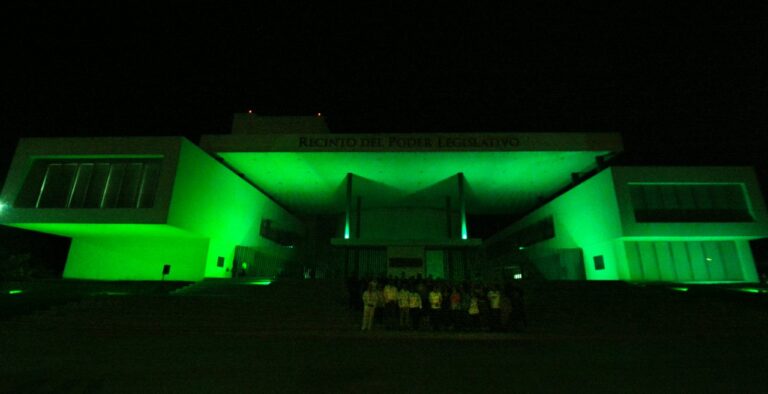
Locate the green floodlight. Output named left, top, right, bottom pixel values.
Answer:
left=0, top=201, right=7, bottom=213
left=669, top=287, right=689, bottom=292
left=733, top=287, right=762, bottom=294
left=94, top=291, right=131, bottom=296
left=8, top=289, right=23, bottom=295
left=244, top=280, right=272, bottom=286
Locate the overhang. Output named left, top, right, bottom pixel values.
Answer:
left=200, top=132, right=622, bottom=215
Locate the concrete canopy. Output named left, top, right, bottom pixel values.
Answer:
left=201, top=132, right=622, bottom=215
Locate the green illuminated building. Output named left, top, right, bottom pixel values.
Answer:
left=1, top=115, right=766, bottom=283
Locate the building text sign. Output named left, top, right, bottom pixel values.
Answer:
left=297, top=135, right=520, bottom=150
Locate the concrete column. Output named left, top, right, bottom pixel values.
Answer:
left=458, top=172, right=467, bottom=239
left=345, top=173, right=352, bottom=239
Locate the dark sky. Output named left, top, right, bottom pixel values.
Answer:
left=2, top=2, right=767, bottom=180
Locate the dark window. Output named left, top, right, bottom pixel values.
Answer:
left=15, top=158, right=162, bottom=209
left=485, top=217, right=555, bottom=259
left=630, top=184, right=752, bottom=222
left=389, top=258, right=423, bottom=267
left=593, top=255, right=605, bottom=270
left=259, top=219, right=300, bottom=247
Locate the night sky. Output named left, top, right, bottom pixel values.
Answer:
left=2, top=2, right=767, bottom=195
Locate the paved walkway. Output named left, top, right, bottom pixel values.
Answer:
left=2, top=280, right=767, bottom=393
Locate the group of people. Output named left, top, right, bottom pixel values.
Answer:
left=348, top=277, right=526, bottom=333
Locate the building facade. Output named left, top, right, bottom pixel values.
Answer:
left=1, top=115, right=766, bottom=283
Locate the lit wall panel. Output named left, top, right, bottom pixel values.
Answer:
left=65, top=236, right=208, bottom=281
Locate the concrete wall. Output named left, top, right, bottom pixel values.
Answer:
left=612, top=167, right=768, bottom=239
left=486, top=166, right=768, bottom=283
left=65, top=236, right=209, bottom=281
left=167, top=139, right=303, bottom=278
left=0, top=137, right=180, bottom=225
left=1, top=137, right=303, bottom=281
left=486, top=168, right=623, bottom=280
left=610, top=167, right=767, bottom=282
left=358, top=207, right=458, bottom=241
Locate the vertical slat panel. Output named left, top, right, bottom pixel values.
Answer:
left=687, top=241, right=708, bottom=281
left=670, top=242, right=693, bottom=281
left=703, top=242, right=725, bottom=280
left=718, top=241, right=743, bottom=281
left=639, top=242, right=660, bottom=281
left=655, top=242, right=676, bottom=281
left=624, top=241, right=643, bottom=280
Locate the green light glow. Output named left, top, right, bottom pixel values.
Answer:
left=669, top=287, right=688, bottom=292
left=8, top=140, right=300, bottom=282
left=345, top=172, right=351, bottom=239
left=512, top=170, right=623, bottom=280
left=244, top=280, right=272, bottom=286
left=732, top=287, right=764, bottom=294
left=8, top=289, right=23, bottom=295
left=458, top=172, right=467, bottom=239
left=166, top=140, right=300, bottom=279
left=218, top=151, right=610, bottom=214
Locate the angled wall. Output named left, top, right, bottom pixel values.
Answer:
left=167, top=139, right=303, bottom=278
left=485, top=168, right=623, bottom=280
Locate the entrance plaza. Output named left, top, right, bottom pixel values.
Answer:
left=2, top=115, right=768, bottom=391
left=1, top=278, right=768, bottom=392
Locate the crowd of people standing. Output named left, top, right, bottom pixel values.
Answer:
left=349, top=276, right=526, bottom=332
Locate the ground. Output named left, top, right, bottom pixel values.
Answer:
left=1, top=279, right=767, bottom=393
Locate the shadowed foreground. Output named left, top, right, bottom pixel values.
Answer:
left=1, top=279, right=767, bottom=393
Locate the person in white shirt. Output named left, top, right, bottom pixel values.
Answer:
left=468, top=290, right=480, bottom=331
left=398, top=285, right=411, bottom=330
left=408, top=288, right=422, bottom=330
left=428, top=286, right=443, bottom=330
left=361, top=281, right=378, bottom=331
left=383, top=281, right=399, bottom=330
left=487, top=285, right=501, bottom=331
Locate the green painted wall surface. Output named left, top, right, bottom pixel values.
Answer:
left=359, top=208, right=458, bottom=240
left=487, top=166, right=768, bottom=283
left=65, top=236, right=208, bottom=281
left=490, top=168, right=623, bottom=280
left=167, top=140, right=302, bottom=278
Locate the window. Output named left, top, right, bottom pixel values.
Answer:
left=389, top=258, right=423, bottom=267
left=593, top=255, right=605, bottom=270
left=15, top=158, right=162, bottom=209
left=259, top=219, right=300, bottom=247
left=485, top=217, right=555, bottom=259
left=629, top=183, right=752, bottom=222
